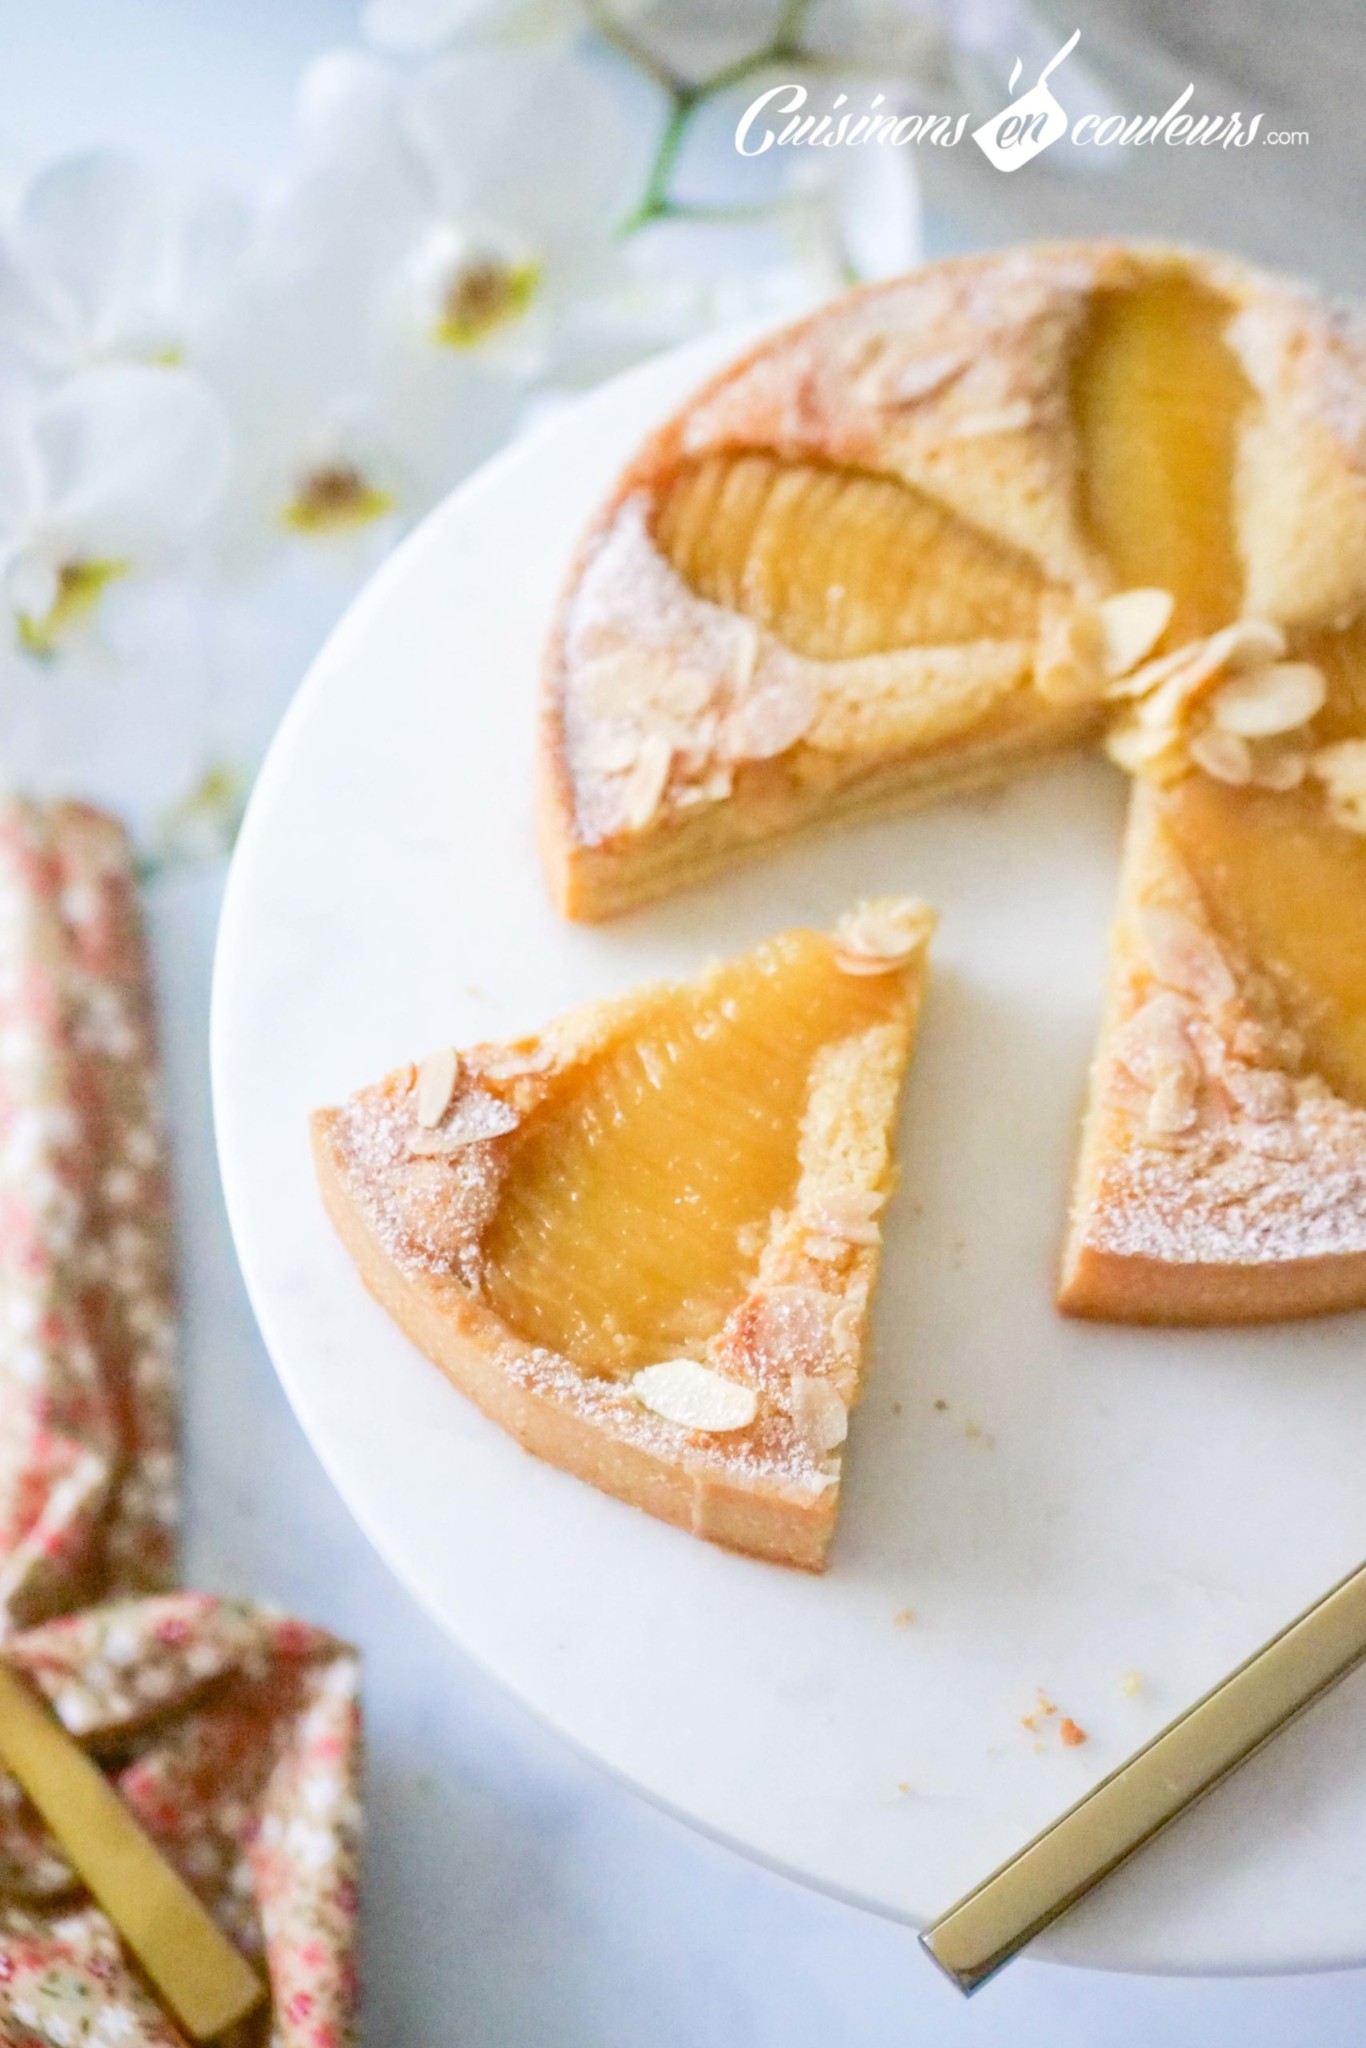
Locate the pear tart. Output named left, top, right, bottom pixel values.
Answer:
left=540, top=242, right=1366, bottom=923
left=313, top=901, right=933, bottom=1568
left=1060, top=778, right=1366, bottom=1322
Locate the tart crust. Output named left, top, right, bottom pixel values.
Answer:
left=312, top=908, right=932, bottom=1569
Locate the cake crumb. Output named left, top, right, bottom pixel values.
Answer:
left=1059, top=1717, right=1088, bottom=1748
left=964, top=1420, right=995, bottom=1446
left=933, top=1398, right=948, bottom=1412
left=891, top=1401, right=903, bottom=1416
left=1119, top=1669, right=1143, bottom=1698
left=892, top=1608, right=915, bottom=1627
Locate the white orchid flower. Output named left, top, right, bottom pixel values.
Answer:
left=197, top=44, right=645, bottom=553
left=0, top=360, right=232, bottom=652
left=0, top=150, right=249, bottom=380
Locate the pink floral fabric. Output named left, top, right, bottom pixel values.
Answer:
left=0, top=1594, right=362, bottom=2046
left=0, top=799, right=177, bottom=1629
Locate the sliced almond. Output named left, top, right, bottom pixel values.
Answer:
left=879, top=350, right=968, bottom=406
left=726, top=665, right=818, bottom=761
left=1104, top=713, right=1183, bottom=777
left=1188, top=724, right=1253, bottom=786
left=833, top=897, right=936, bottom=974
left=1146, top=1064, right=1199, bottom=1136
left=1208, top=661, right=1326, bottom=739
left=789, top=1373, right=849, bottom=1452
left=946, top=401, right=1034, bottom=439
left=1138, top=906, right=1237, bottom=1008
left=415, top=1046, right=460, bottom=1128
left=619, top=730, right=672, bottom=832
left=632, top=1358, right=758, bottom=1433
left=1114, top=991, right=1200, bottom=1089
left=1098, top=588, right=1174, bottom=679
left=408, top=1089, right=520, bottom=1153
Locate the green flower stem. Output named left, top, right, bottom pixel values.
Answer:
left=589, top=0, right=817, bottom=234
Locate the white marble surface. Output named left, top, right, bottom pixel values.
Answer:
left=9, top=2, right=1366, bottom=2040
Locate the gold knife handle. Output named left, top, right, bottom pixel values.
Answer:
left=921, top=1557, right=1366, bottom=1993
left=0, top=1662, right=264, bottom=2038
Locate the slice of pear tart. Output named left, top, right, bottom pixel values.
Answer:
left=1059, top=777, right=1366, bottom=1323
left=312, top=900, right=933, bottom=1568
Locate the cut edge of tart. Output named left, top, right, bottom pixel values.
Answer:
left=311, top=898, right=934, bottom=1569
left=1058, top=777, right=1366, bottom=1324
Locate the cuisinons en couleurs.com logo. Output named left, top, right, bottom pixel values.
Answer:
left=971, top=30, right=1080, bottom=172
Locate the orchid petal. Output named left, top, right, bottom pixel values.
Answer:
left=17, top=152, right=168, bottom=360
left=405, top=49, right=637, bottom=253
left=0, top=366, right=45, bottom=538
left=0, top=235, right=82, bottom=377
left=31, top=362, right=233, bottom=565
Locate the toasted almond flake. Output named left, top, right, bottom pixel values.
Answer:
left=408, top=1088, right=520, bottom=1153
left=1098, top=588, right=1174, bottom=679
left=619, top=730, right=673, bottom=832
left=833, top=896, right=936, bottom=973
left=1113, top=993, right=1199, bottom=1088
left=415, top=1046, right=460, bottom=1128
left=882, top=349, right=968, bottom=405
left=1146, top=1065, right=1199, bottom=1135
left=1188, top=724, right=1253, bottom=786
left=1123, top=619, right=1287, bottom=730
left=1310, top=739, right=1366, bottom=832
left=1104, top=714, right=1182, bottom=776
left=1208, top=660, right=1326, bottom=738
left=726, top=666, right=818, bottom=761
left=789, top=1373, right=849, bottom=1451
left=1139, top=905, right=1237, bottom=1008
left=577, top=649, right=651, bottom=722
left=946, top=400, right=1034, bottom=438
left=632, top=1358, right=757, bottom=1433
left=1209, top=617, right=1288, bottom=672
left=1106, top=639, right=1206, bottom=703
left=578, top=724, right=642, bottom=777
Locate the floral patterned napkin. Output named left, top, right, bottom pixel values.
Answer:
left=0, top=1593, right=361, bottom=2047
left=0, top=798, right=177, bottom=1629
left=0, top=797, right=363, bottom=2040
